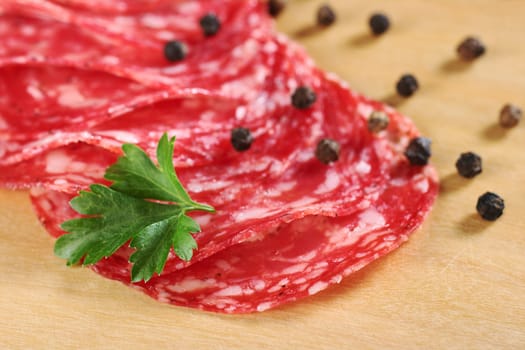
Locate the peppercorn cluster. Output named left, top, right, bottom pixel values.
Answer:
left=265, top=2, right=518, bottom=222
left=163, top=1, right=516, bottom=222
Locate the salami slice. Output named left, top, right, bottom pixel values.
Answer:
left=4, top=143, right=113, bottom=192
left=2, top=0, right=439, bottom=313
left=33, top=164, right=437, bottom=313
left=0, top=65, right=158, bottom=140
left=0, top=35, right=318, bottom=168
left=0, top=93, right=240, bottom=167
left=26, top=73, right=439, bottom=296
left=47, top=0, right=174, bottom=15
left=0, top=0, right=273, bottom=91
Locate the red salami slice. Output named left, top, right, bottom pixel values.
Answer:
left=33, top=164, right=436, bottom=313
left=2, top=0, right=439, bottom=313
left=26, top=73, right=439, bottom=295
left=4, top=143, right=113, bottom=192
left=0, top=93, right=240, bottom=167
left=0, top=35, right=317, bottom=168
left=48, top=0, right=174, bottom=15
left=0, top=65, right=158, bottom=140
left=0, top=3, right=291, bottom=165
left=30, top=188, right=81, bottom=238
left=0, top=0, right=273, bottom=91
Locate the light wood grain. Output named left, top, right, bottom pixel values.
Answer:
left=1, top=1, right=525, bottom=349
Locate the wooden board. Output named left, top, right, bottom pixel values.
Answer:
left=1, top=0, right=525, bottom=348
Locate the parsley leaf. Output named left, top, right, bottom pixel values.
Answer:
left=54, top=134, right=214, bottom=282
left=105, top=133, right=213, bottom=212
left=128, top=213, right=199, bottom=283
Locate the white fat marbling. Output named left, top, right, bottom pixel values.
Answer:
left=268, top=284, right=283, bottom=293
left=263, top=40, right=278, bottom=54
left=57, top=85, right=105, bottom=108
left=0, top=115, right=8, bottom=129
left=355, top=160, right=371, bottom=175
left=358, top=207, right=385, bottom=229
left=232, top=39, right=259, bottom=59
left=330, top=275, right=343, bottom=284
left=414, top=178, right=429, bottom=193
left=257, top=302, right=273, bottom=312
left=296, top=149, right=313, bottom=163
left=308, top=281, right=328, bottom=295
left=233, top=207, right=271, bottom=221
left=156, top=30, right=175, bottom=41
left=140, top=14, right=167, bottom=28
left=357, top=102, right=374, bottom=121
left=199, top=60, right=221, bottom=74
left=314, top=261, right=328, bottom=269
left=26, top=85, right=44, bottom=100
left=281, top=263, right=308, bottom=275
left=235, top=106, right=247, bottom=120
left=96, top=130, right=139, bottom=143
left=20, top=25, right=36, bottom=36
left=314, top=169, right=341, bottom=194
left=101, top=55, right=120, bottom=65
left=213, top=285, right=244, bottom=297
left=251, top=280, right=266, bottom=291
left=293, top=278, right=307, bottom=285
left=166, top=278, right=216, bottom=293
left=194, top=214, right=212, bottom=226
left=45, top=150, right=72, bottom=174
left=297, top=250, right=317, bottom=262
left=162, top=63, right=188, bottom=75
left=53, top=179, right=67, bottom=185
left=187, top=179, right=232, bottom=193
left=383, top=234, right=397, bottom=242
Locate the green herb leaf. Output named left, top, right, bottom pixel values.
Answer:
left=55, top=133, right=214, bottom=282
left=128, top=214, right=200, bottom=282
left=172, top=214, right=200, bottom=261
left=105, top=134, right=213, bottom=212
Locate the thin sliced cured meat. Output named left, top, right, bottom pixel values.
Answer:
left=2, top=0, right=439, bottom=313
left=0, top=93, right=240, bottom=166
left=0, top=12, right=296, bottom=163
left=0, top=61, right=222, bottom=141
left=0, top=65, right=159, bottom=140
left=33, top=164, right=437, bottom=313
left=30, top=188, right=84, bottom=238
left=48, top=0, right=175, bottom=15
left=4, top=143, right=113, bottom=192
left=0, top=35, right=320, bottom=168
left=26, top=74, right=439, bottom=282
left=0, top=0, right=273, bottom=91
left=137, top=174, right=435, bottom=314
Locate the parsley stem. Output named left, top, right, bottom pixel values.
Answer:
left=186, top=202, right=215, bottom=213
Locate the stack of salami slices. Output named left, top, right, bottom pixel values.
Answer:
left=0, top=0, right=438, bottom=313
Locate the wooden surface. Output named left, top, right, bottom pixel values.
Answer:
left=1, top=0, right=525, bottom=349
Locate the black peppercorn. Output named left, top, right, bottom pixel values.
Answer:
left=164, top=40, right=187, bottom=62
left=404, top=137, right=431, bottom=166
left=268, top=0, right=286, bottom=17
left=396, top=74, right=419, bottom=97
left=499, top=104, right=522, bottom=128
left=367, top=110, right=389, bottom=133
left=457, top=37, right=486, bottom=61
left=231, top=127, right=253, bottom=152
left=199, top=13, right=221, bottom=37
left=369, top=13, right=390, bottom=35
left=455, top=152, right=482, bottom=178
left=317, top=4, right=336, bottom=26
left=291, top=86, right=317, bottom=109
left=315, top=138, right=340, bottom=164
left=476, top=192, right=504, bottom=221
